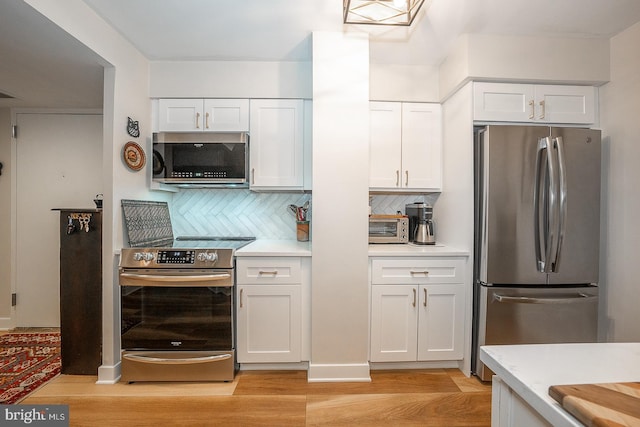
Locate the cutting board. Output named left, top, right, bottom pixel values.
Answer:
left=549, top=382, right=640, bottom=427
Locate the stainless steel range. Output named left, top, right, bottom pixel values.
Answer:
left=118, top=236, right=254, bottom=382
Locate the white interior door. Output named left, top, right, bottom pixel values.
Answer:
left=15, top=112, right=102, bottom=327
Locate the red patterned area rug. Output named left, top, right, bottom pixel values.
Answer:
left=0, top=332, right=61, bottom=404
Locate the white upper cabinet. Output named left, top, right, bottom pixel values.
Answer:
left=473, top=82, right=596, bottom=124
left=370, top=102, right=442, bottom=192
left=249, top=99, right=304, bottom=190
left=158, top=98, right=249, bottom=132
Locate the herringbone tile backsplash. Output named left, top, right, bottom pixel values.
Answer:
left=170, top=189, right=438, bottom=239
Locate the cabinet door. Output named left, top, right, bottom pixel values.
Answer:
left=158, top=99, right=204, bottom=131
left=249, top=99, right=304, bottom=189
left=473, top=83, right=535, bottom=122
left=534, top=85, right=595, bottom=124
left=236, top=284, right=302, bottom=363
left=401, top=103, right=442, bottom=190
left=370, top=102, right=402, bottom=189
left=370, top=285, right=418, bottom=362
left=417, top=283, right=465, bottom=361
left=203, top=99, right=249, bottom=131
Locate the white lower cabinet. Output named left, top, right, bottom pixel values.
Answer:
left=236, top=256, right=308, bottom=363
left=370, top=258, right=466, bottom=363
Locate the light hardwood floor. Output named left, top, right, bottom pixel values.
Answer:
left=23, top=369, right=492, bottom=426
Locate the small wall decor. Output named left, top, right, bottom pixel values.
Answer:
left=126, top=117, right=140, bottom=138
left=123, top=141, right=146, bottom=171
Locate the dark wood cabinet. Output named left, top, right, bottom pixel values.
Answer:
left=58, top=209, right=102, bottom=375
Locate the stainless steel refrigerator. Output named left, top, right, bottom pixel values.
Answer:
left=472, top=125, right=600, bottom=381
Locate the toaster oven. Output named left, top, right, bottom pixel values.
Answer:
left=369, top=215, right=409, bottom=244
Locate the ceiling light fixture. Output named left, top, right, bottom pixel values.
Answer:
left=343, top=0, right=426, bottom=26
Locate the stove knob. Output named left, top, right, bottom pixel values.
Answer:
left=197, top=252, right=218, bottom=263
left=133, top=252, right=154, bottom=262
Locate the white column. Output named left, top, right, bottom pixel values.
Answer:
left=309, top=31, right=371, bottom=382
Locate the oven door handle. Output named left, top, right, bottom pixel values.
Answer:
left=119, top=272, right=232, bottom=287
left=122, top=353, right=231, bottom=365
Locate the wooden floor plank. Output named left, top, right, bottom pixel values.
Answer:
left=23, top=395, right=307, bottom=427
left=306, top=392, right=492, bottom=426
left=234, top=369, right=461, bottom=395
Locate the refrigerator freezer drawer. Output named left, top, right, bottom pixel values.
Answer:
left=474, top=285, right=598, bottom=381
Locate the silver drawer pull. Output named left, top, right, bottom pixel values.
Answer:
left=123, top=353, right=231, bottom=365
left=258, top=270, right=278, bottom=276
left=409, top=270, right=429, bottom=276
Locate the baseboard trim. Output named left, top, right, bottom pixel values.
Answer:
left=307, top=363, right=371, bottom=383
left=96, top=361, right=121, bottom=384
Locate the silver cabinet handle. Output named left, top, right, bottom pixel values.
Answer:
left=405, top=170, right=409, bottom=187
left=529, top=100, right=535, bottom=119
left=196, top=112, right=200, bottom=129
left=123, top=353, right=231, bottom=365
left=412, top=288, right=417, bottom=307
left=396, top=170, right=400, bottom=187
left=410, top=270, right=429, bottom=276
left=205, top=112, right=210, bottom=129
left=423, top=288, right=427, bottom=307
left=493, top=293, right=597, bottom=304
left=239, top=288, right=243, bottom=308
left=251, top=168, right=255, bottom=185
left=539, top=100, right=546, bottom=120
left=258, top=270, right=278, bottom=276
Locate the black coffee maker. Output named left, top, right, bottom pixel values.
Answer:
left=405, top=202, right=435, bottom=245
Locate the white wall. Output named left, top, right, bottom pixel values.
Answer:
left=599, top=21, right=640, bottom=342
left=440, top=33, right=611, bottom=100
left=150, top=61, right=312, bottom=99
left=310, top=31, right=370, bottom=382
left=0, top=108, right=11, bottom=324
left=23, top=0, right=164, bottom=382
left=370, top=63, right=440, bottom=102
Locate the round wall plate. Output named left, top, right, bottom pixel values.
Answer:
left=123, top=141, right=146, bottom=171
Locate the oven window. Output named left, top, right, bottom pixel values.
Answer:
left=369, top=221, right=400, bottom=237
left=121, top=285, right=233, bottom=351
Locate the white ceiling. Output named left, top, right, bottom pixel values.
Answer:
left=3, top=0, right=640, bottom=108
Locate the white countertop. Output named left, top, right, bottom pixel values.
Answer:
left=235, top=239, right=311, bottom=257
left=368, top=243, right=469, bottom=257
left=480, top=343, right=640, bottom=427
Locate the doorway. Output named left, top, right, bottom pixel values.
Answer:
left=15, top=112, right=102, bottom=327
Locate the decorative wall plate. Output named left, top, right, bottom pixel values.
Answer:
left=123, top=141, right=145, bottom=171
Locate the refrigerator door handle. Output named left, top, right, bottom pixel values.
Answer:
left=493, top=293, right=597, bottom=304
left=534, top=136, right=561, bottom=274
left=534, top=138, right=549, bottom=272
left=552, top=136, right=568, bottom=272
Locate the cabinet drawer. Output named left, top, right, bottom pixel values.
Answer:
left=236, top=257, right=302, bottom=284
left=371, top=258, right=465, bottom=284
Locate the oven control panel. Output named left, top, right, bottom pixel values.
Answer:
left=156, top=250, right=196, bottom=264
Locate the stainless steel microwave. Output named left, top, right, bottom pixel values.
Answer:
left=152, top=132, right=249, bottom=185
left=369, top=215, right=409, bottom=244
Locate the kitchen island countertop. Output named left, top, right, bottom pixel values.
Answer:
left=481, top=343, right=640, bottom=427
left=235, top=239, right=311, bottom=257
